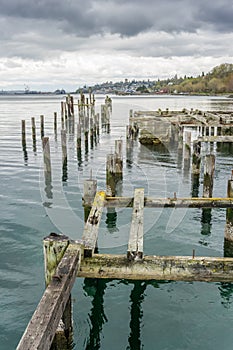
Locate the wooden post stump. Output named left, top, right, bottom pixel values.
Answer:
left=106, top=154, right=117, bottom=196
left=203, top=154, right=215, bottom=198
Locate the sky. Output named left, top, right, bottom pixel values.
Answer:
left=1, top=0, right=233, bottom=91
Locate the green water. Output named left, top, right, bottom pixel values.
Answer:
left=0, top=94, right=233, bottom=349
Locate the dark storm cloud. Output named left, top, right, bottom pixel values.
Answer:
left=0, top=0, right=233, bottom=37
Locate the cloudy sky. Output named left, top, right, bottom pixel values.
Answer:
left=1, top=0, right=233, bottom=91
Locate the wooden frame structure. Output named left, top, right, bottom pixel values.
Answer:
left=17, top=184, right=233, bottom=349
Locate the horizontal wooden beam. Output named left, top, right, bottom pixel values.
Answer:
left=78, top=254, right=233, bottom=282
left=105, top=196, right=233, bottom=208
left=197, top=136, right=233, bottom=143
left=17, top=244, right=81, bottom=350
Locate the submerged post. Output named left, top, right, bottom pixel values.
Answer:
left=115, top=139, right=123, bottom=182
left=54, top=112, right=57, bottom=134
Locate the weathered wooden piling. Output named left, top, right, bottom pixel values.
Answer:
left=42, top=137, right=52, bottom=177
left=61, top=130, right=67, bottom=181
left=203, top=154, right=215, bottom=198
left=40, top=115, right=44, bottom=138
left=184, top=131, right=191, bottom=169
left=77, top=123, right=82, bottom=150
left=31, top=117, right=36, bottom=141
left=191, top=140, right=201, bottom=197
left=83, top=179, right=97, bottom=207
left=61, top=102, right=65, bottom=129
left=17, top=239, right=81, bottom=350
left=106, top=153, right=117, bottom=196
left=54, top=112, right=57, bottom=134
left=192, top=141, right=201, bottom=175
left=21, top=119, right=28, bottom=164
left=115, top=139, right=123, bottom=181
left=90, top=117, right=94, bottom=149
left=21, top=120, right=26, bottom=144
left=43, top=234, right=73, bottom=349
left=127, top=188, right=144, bottom=260
left=225, top=172, right=233, bottom=242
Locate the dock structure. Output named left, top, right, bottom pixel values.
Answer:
left=18, top=103, right=233, bottom=349
left=17, top=173, right=233, bottom=349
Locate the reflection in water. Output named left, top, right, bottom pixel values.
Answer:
left=199, top=208, right=212, bottom=246
left=22, top=139, right=28, bottom=166
left=77, top=147, right=82, bottom=168
left=62, top=158, right=68, bottom=182
left=219, top=240, right=233, bottom=308
left=84, top=279, right=108, bottom=350
left=191, top=174, right=200, bottom=198
left=105, top=208, right=119, bottom=233
left=127, top=281, right=147, bottom=350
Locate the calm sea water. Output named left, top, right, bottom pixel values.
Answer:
left=0, top=94, right=233, bottom=350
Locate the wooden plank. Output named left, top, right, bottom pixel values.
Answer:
left=197, top=136, right=233, bottom=142
left=16, top=244, right=81, bottom=350
left=78, top=254, right=233, bottom=282
left=127, top=188, right=144, bottom=260
left=105, top=196, right=233, bottom=208
left=82, top=191, right=106, bottom=257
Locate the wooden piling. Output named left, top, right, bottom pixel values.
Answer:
left=83, top=179, right=97, bottom=207
left=61, top=130, right=67, bottom=181
left=192, top=141, right=201, bottom=175
left=127, top=188, right=144, bottom=260
left=184, top=131, right=191, bottom=169
left=115, top=139, right=123, bottom=181
left=203, top=154, right=215, bottom=198
left=42, top=137, right=52, bottom=176
left=54, top=112, right=57, bottom=134
left=106, top=154, right=117, bottom=196
left=31, top=117, right=36, bottom=141
left=21, top=120, right=26, bottom=144
left=40, top=115, right=44, bottom=138
left=77, top=123, right=82, bottom=150
left=17, top=241, right=81, bottom=350
left=225, top=172, right=233, bottom=242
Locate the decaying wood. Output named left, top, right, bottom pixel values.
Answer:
left=82, top=191, right=106, bottom=257
left=78, top=254, right=233, bottom=282
left=127, top=188, right=144, bottom=260
left=16, top=243, right=81, bottom=350
left=105, top=196, right=233, bottom=208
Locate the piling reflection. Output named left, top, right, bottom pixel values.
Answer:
left=22, top=140, right=28, bottom=166
left=127, top=281, right=147, bottom=350
left=105, top=208, right=119, bottom=233
left=218, top=240, right=233, bottom=308
left=191, top=174, right=200, bottom=198
left=84, top=278, right=108, bottom=350
left=199, top=208, right=212, bottom=245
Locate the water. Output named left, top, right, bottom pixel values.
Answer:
left=0, top=94, right=233, bottom=349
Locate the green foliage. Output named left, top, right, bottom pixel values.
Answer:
left=153, top=63, right=233, bottom=94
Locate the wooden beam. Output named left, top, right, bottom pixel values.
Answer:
left=105, top=196, right=233, bottom=208
left=78, top=254, right=233, bottom=282
left=127, top=188, right=144, bottom=260
left=16, top=244, right=81, bottom=350
left=82, top=191, right=106, bottom=257
left=197, top=136, right=233, bottom=142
